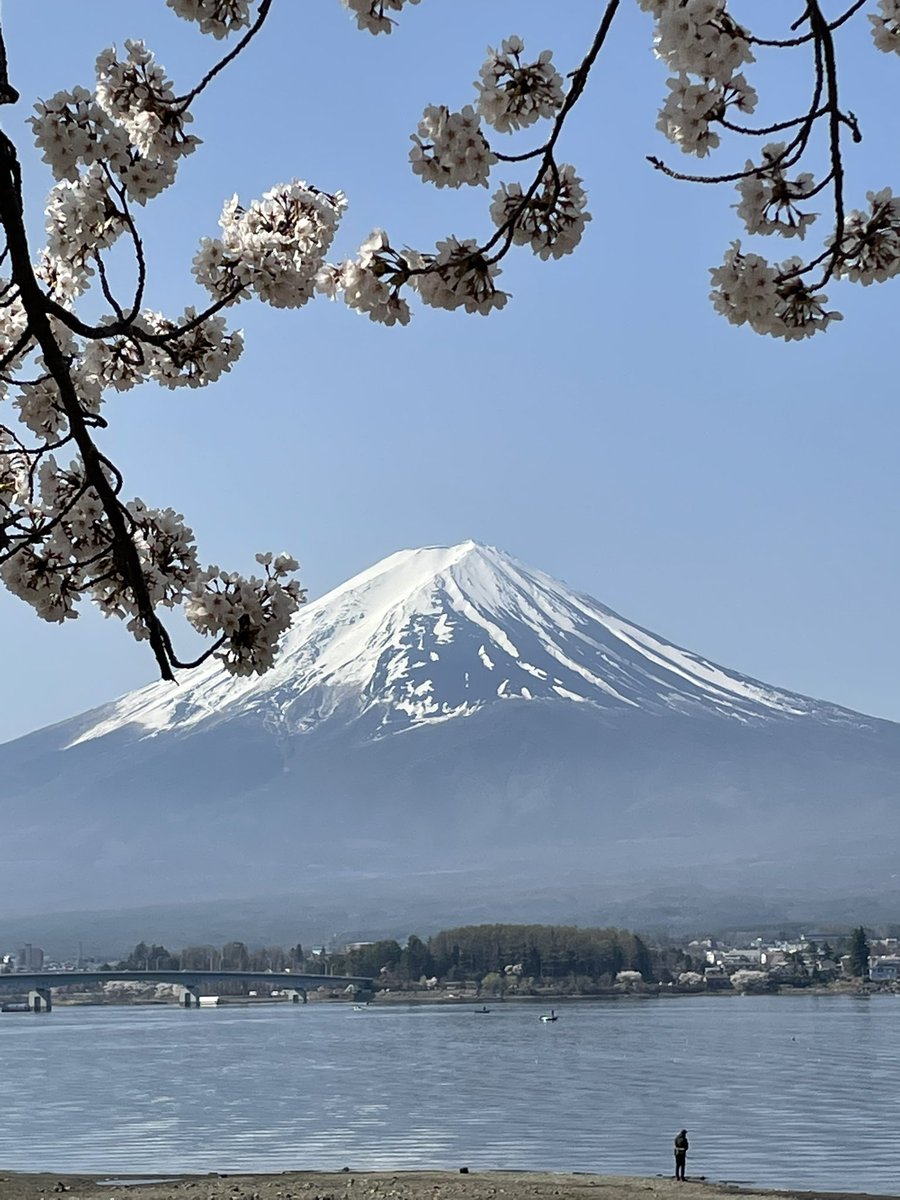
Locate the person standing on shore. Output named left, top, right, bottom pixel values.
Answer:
left=674, top=1129, right=689, bottom=1181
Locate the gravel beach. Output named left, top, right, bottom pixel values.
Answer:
left=0, top=1170, right=893, bottom=1200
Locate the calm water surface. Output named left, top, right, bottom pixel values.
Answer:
left=0, top=995, right=897, bottom=1193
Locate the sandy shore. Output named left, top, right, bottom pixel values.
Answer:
left=0, top=1170, right=893, bottom=1200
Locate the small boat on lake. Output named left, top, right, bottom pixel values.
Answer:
left=475, top=1005, right=491, bottom=1013
left=540, top=1009, right=558, bottom=1023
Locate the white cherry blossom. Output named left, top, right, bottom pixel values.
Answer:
left=415, top=237, right=508, bottom=315
left=195, top=183, right=347, bottom=308
left=735, top=144, right=817, bottom=239
left=185, top=558, right=304, bottom=676
left=871, top=0, right=900, bottom=53
left=141, top=308, right=245, bottom=388
left=95, top=41, right=198, bottom=165
left=29, top=87, right=129, bottom=183
left=410, top=105, right=497, bottom=189
left=166, top=0, right=255, bottom=38
left=654, top=0, right=754, bottom=85
left=490, top=165, right=590, bottom=260
left=327, top=230, right=413, bottom=326
left=41, top=163, right=126, bottom=299
left=834, top=188, right=900, bottom=284
left=81, top=330, right=154, bottom=393
left=657, top=72, right=756, bottom=156
left=709, top=241, right=841, bottom=340
left=476, top=36, right=564, bottom=134
left=341, top=0, right=421, bottom=36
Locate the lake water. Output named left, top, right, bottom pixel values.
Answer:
left=0, top=995, right=897, bottom=1193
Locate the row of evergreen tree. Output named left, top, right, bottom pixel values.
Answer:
left=113, top=924, right=654, bottom=986
left=330, top=924, right=653, bottom=983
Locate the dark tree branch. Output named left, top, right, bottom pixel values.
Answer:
left=0, top=20, right=19, bottom=105
left=173, top=0, right=273, bottom=111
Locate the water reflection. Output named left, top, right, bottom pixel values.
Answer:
left=0, top=996, right=897, bottom=1193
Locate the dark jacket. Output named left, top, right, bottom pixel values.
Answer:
left=674, top=1133, right=689, bottom=1155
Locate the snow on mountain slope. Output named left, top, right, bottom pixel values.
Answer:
left=67, top=540, right=868, bottom=750
left=4, top=540, right=900, bottom=925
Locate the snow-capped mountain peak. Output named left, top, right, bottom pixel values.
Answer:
left=68, top=540, right=859, bottom=748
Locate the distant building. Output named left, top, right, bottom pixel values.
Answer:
left=703, top=966, right=732, bottom=989
left=16, top=944, right=44, bottom=971
left=868, top=956, right=900, bottom=981
left=720, top=948, right=763, bottom=969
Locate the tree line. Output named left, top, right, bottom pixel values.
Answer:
left=330, top=924, right=654, bottom=985
left=111, top=924, right=657, bottom=991
left=107, top=924, right=879, bottom=993
left=109, top=940, right=305, bottom=975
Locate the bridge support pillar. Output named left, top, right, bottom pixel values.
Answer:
left=285, top=988, right=307, bottom=1004
left=180, top=986, right=200, bottom=1008
left=28, top=989, right=51, bottom=1013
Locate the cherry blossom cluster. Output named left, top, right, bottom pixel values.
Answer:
left=340, top=0, right=420, bottom=36
left=0, top=435, right=29, bottom=507
left=16, top=374, right=80, bottom=440
left=32, top=40, right=198, bottom=208
left=475, top=36, right=564, bottom=134
left=185, top=553, right=304, bottom=676
left=410, top=105, right=497, bottom=190
left=416, top=238, right=508, bottom=316
left=30, top=86, right=128, bottom=183
left=650, top=0, right=754, bottom=81
left=141, top=309, right=245, bottom=388
left=834, top=188, right=900, bottom=285
left=317, top=229, right=413, bottom=326
left=95, top=41, right=198, bottom=166
left=193, top=183, right=347, bottom=308
left=871, top=0, right=900, bottom=53
left=490, top=166, right=590, bottom=260
left=108, top=499, right=200, bottom=621
left=166, top=0, right=255, bottom=39
left=709, top=242, right=840, bottom=341
left=637, top=0, right=900, bottom=338
left=317, top=32, right=582, bottom=324
left=656, top=72, right=756, bottom=157
left=81, top=326, right=154, bottom=393
left=735, top=144, right=817, bottom=241
left=643, top=0, right=756, bottom=158
left=0, top=289, right=30, bottom=390
left=41, top=164, right=127, bottom=300
left=0, top=459, right=195, bottom=628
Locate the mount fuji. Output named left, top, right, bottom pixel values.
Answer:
left=2, top=540, right=899, bottom=940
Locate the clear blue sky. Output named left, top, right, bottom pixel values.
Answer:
left=1, top=0, right=898, bottom=742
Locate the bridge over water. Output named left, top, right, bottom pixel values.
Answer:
left=0, top=970, right=375, bottom=1012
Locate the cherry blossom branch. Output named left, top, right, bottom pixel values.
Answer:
left=807, top=0, right=846, bottom=285
left=481, top=0, right=621, bottom=264
left=0, top=130, right=176, bottom=679
left=173, top=0, right=273, bottom=111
